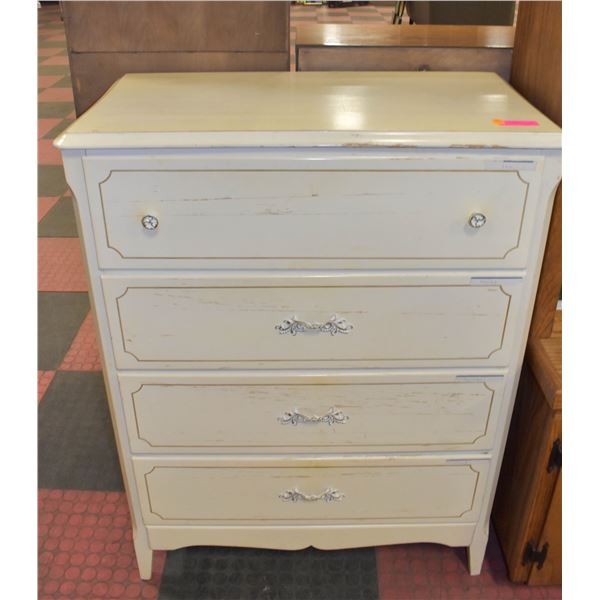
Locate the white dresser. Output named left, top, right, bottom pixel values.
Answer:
left=55, top=72, right=561, bottom=579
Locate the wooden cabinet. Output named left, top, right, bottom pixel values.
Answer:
left=61, top=1, right=290, bottom=115
left=55, top=71, right=561, bottom=579
left=295, top=24, right=514, bottom=78
left=493, top=315, right=562, bottom=584
left=492, top=1, right=562, bottom=585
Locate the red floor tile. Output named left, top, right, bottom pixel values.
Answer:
left=40, top=55, right=70, bottom=66
left=39, top=117, right=61, bottom=139
left=43, top=34, right=68, bottom=42
left=38, top=370, right=56, bottom=403
left=38, top=196, right=60, bottom=222
left=38, top=238, right=88, bottom=292
left=39, top=46, right=65, bottom=57
left=377, top=539, right=561, bottom=600
left=38, top=75, right=63, bottom=90
left=39, top=489, right=165, bottom=600
left=60, top=312, right=102, bottom=372
left=317, top=15, right=354, bottom=22
left=38, top=87, right=75, bottom=103
left=38, top=138, right=63, bottom=166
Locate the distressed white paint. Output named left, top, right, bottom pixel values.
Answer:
left=83, top=157, right=535, bottom=268
left=55, top=72, right=561, bottom=579
left=102, top=274, right=523, bottom=369
left=119, top=375, right=505, bottom=453
left=54, top=72, right=561, bottom=150
left=132, top=455, right=489, bottom=525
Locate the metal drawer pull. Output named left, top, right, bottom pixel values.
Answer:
left=278, top=407, right=349, bottom=426
left=468, top=212, right=487, bottom=228
left=141, top=214, right=159, bottom=230
left=279, top=488, right=344, bottom=503
left=275, top=314, right=353, bottom=336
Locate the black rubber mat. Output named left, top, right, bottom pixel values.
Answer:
left=38, top=371, right=124, bottom=491
left=38, top=195, right=78, bottom=237
left=38, top=291, right=89, bottom=370
left=158, top=546, right=379, bottom=600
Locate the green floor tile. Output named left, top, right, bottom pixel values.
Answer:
left=38, top=165, right=67, bottom=197
left=39, top=196, right=78, bottom=237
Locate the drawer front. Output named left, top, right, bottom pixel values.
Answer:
left=120, top=373, right=505, bottom=453
left=103, top=274, right=523, bottom=369
left=133, top=457, right=489, bottom=525
left=83, top=154, right=540, bottom=269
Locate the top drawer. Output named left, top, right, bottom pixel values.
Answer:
left=82, top=153, right=544, bottom=269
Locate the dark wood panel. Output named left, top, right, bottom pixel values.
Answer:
left=406, top=1, right=516, bottom=26
left=69, top=52, right=290, bottom=115
left=295, top=23, right=515, bottom=48
left=63, top=1, right=290, bottom=53
left=527, top=322, right=562, bottom=411
left=530, top=184, right=562, bottom=340
left=497, top=7, right=563, bottom=584
left=297, top=46, right=512, bottom=79
left=511, top=1, right=562, bottom=341
left=510, top=2, right=561, bottom=127
left=493, top=362, right=561, bottom=583
left=528, top=471, right=562, bottom=586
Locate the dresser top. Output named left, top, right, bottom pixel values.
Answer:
left=55, top=71, right=561, bottom=150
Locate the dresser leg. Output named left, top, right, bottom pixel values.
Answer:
left=133, top=531, right=154, bottom=580
left=467, top=525, right=489, bottom=575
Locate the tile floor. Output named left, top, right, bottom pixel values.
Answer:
left=38, top=2, right=561, bottom=598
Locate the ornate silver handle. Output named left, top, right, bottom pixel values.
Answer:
left=278, top=407, right=349, bottom=426
left=141, top=215, right=159, bottom=230
left=468, top=213, right=487, bottom=229
left=279, top=488, right=344, bottom=503
left=275, top=314, right=353, bottom=336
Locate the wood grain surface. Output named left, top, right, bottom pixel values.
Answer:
left=510, top=1, right=562, bottom=340
left=63, top=1, right=290, bottom=53
left=295, top=23, right=514, bottom=48
left=493, top=361, right=562, bottom=583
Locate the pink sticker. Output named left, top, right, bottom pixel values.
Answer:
left=492, top=119, right=539, bottom=127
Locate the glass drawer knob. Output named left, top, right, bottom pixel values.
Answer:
left=468, top=213, right=487, bottom=228
left=141, top=215, right=159, bottom=230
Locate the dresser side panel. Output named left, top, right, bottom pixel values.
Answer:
left=60, top=150, right=150, bottom=553
left=464, top=154, right=561, bottom=553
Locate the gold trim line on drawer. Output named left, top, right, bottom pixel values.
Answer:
left=97, top=169, right=529, bottom=260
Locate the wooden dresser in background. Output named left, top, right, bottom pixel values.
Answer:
left=60, top=1, right=290, bottom=115
left=295, top=24, right=514, bottom=79
left=492, top=1, right=562, bottom=586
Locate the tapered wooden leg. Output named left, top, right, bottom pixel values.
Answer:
left=133, top=531, right=154, bottom=580
left=468, top=525, right=489, bottom=575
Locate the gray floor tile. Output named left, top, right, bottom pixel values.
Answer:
left=38, top=371, right=123, bottom=491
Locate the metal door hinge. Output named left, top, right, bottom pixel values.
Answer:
left=523, top=541, right=549, bottom=570
left=547, top=438, right=562, bottom=473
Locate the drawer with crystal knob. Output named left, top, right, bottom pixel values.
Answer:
left=119, top=372, right=506, bottom=453
left=102, top=272, right=525, bottom=369
left=132, top=455, right=490, bottom=525
left=82, top=154, right=540, bottom=269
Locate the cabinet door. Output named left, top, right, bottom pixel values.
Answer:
left=528, top=471, right=561, bottom=585
left=492, top=362, right=562, bottom=583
